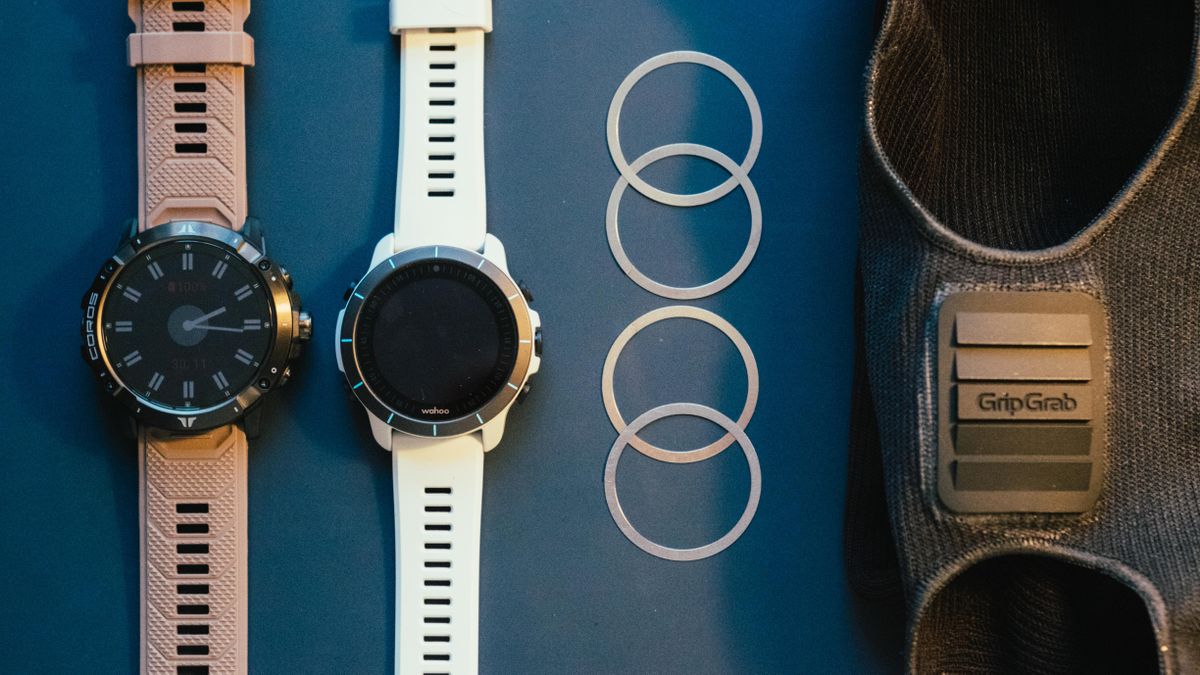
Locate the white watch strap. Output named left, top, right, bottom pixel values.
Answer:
left=141, top=425, right=248, bottom=675
left=394, top=28, right=488, bottom=253
left=392, top=433, right=484, bottom=675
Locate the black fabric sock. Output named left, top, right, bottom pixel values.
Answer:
left=846, top=0, right=1199, bottom=671
left=870, top=0, right=1192, bottom=249
left=916, top=556, right=1159, bottom=674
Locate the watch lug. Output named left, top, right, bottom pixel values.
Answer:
left=481, top=409, right=508, bottom=452
left=368, top=411, right=393, bottom=451
left=123, top=416, right=139, bottom=441
left=243, top=406, right=263, bottom=440
left=371, top=234, right=397, bottom=269
left=119, top=219, right=139, bottom=248
left=480, top=233, right=510, bottom=275
left=335, top=308, right=346, bottom=373
left=241, top=217, right=266, bottom=255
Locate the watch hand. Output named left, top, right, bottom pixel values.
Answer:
left=186, top=324, right=244, bottom=333
left=183, top=306, right=228, bottom=331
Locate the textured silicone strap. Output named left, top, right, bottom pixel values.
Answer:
left=392, top=433, right=484, bottom=675
left=140, top=425, right=248, bottom=675
left=130, top=4, right=253, bottom=673
left=130, top=0, right=252, bottom=231
left=394, top=28, right=488, bottom=252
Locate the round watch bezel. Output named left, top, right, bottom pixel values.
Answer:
left=81, top=220, right=299, bottom=432
left=340, top=245, right=535, bottom=439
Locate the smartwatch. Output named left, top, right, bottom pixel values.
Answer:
left=336, top=1, right=542, bottom=672
left=80, top=3, right=311, bottom=673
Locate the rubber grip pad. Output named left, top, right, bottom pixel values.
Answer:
left=937, top=292, right=1107, bottom=513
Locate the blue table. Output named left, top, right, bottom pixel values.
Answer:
left=0, top=1, right=893, bottom=671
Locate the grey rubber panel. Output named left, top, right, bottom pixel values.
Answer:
left=956, top=384, right=1093, bottom=421
left=954, top=425, right=1093, bottom=456
left=937, top=292, right=1107, bottom=514
left=956, top=312, right=1094, bottom=346
left=954, top=460, right=1093, bottom=492
left=955, top=347, right=1092, bottom=381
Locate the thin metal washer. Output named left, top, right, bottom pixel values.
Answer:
left=607, top=143, right=762, bottom=300
left=604, top=402, right=762, bottom=562
left=602, top=305, right=759, bottom=463
left=607, top=50, right=763, bottom=207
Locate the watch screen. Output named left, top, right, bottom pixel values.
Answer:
left=354, top=259, right=518, bottom=421
left=100, top=240, right=274, bottom=411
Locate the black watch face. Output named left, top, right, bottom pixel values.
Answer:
left=354, top=259, right=518, bottom=421
left=100, top=240, right=274, bottom=411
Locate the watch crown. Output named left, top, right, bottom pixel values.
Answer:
left=280, top=267, right=294, bottom=289
left=518, top=282, right=534, bottom=303
left=297, top=311, right=313, bottom=342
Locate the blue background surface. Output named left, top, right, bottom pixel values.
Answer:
left=0, top=1, right=896, bottom=672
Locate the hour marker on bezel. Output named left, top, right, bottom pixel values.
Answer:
left=182, top=252, right=194, bottom=271
left=234, top=284, right=253, bottom=301
left=115, top=320, right=134, bottom=333
left=182, top=380, right=195, bottom=400
left=148, top=261, right=165, bottom=280
left=212, top=260, right=229, bottom=279
left=234, top=349, right=254, bottom=366
left=212, top=371, right=230, bottom=390
left=123, top=287, right=143, bottom=303
left=148, top=372, right=165, bottom=392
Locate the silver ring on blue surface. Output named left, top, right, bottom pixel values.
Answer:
left=607, top=51, right=763, bottom=207
left=606, top=143, right=762, bottom=300
left=601, top=305, right=759, bottom=463
left=604, top=402, right=762, bottom=562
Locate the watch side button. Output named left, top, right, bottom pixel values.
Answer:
left=534, top=327, right=543, bottom=357
left=297, top=311, right=313, bottom=342
left=518, top=282, right=534, bottom=303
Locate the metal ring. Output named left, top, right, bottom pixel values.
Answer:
left=604, top=402, right=762, bottom=562
left=607, top=143, right=761, bottom=300
left=607, top=51, right=763, bottom=207
left=602, top=306, right=759, bottom=463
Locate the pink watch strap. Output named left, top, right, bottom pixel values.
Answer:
left=129, top=0, right=253, bottom=231
left=128, top=3, right=254, bottom=673
left=140, top=425, right=248, bottom=675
